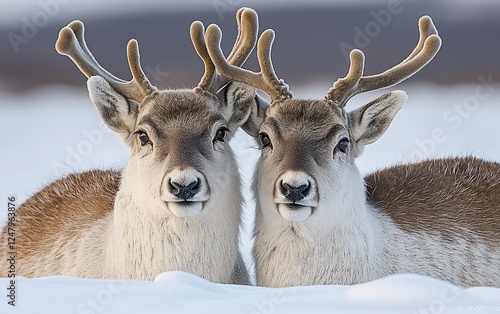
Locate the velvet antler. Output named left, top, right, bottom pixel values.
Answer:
left=56, top=20, right=157, bottom=102
left=326, top=16, right=441, bottom=107
left=204, top=22, right=292, bottom=102
left=191, top=7, right=259, bottom=94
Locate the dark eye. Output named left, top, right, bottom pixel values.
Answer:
left=214, top=127, right=228, bottom=142
left=337, top=138, right=349, bottom=153
left=138, top=131, right=150, bottom=146
left=259, top=132, right=271, bottom=148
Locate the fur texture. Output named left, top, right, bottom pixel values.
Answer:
left=3, top=12, right=266, bottom=283
left=0, top=80, right=253, bottom=284
left=250, top=95, right=500, bottom=288
left=202, top=11, right=470, bottom=288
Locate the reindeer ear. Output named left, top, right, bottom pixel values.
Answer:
left=216, top=82, right=269, bottom=138
left=87, top=76, right=139, bottom=137
left=348, top=91, right=406, bottom=155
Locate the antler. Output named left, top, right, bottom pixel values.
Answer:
left=191, top=7, right=259, bottom=94
left=204, top=19, right=292, bottom=102
left=326, top=15, right=441, bottom=107
left=55, top=20, right=157, bottom=103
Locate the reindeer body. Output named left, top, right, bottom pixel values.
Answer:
left=3, top=169, right=240, bottom=281
left=254, top=157, right=500, bottom=287
left=0, top=92, right=246, bottom=283
left=0, top=170, right=119, bottom=279
left=204, top=14, right=500, bottom=287
left=0, top=8, right=262, bottom=284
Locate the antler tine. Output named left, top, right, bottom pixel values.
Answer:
left=326, top=15, right=441, bottom=107
left=126, top=40, right=157, bottom=96
left=326, top=49, right=365, bottom=106
left=256, top=29, right=293, bottom=101
left=192, top=7, right=258, bottom=93
left=191, top=21, right=217, bottom=90
left=225, top=7, right=245, bottom=64
left=226, top=7, right=258, bottom=66
left=206, top=24, right=292, bottom=102
left=402, top=16, right=438, bottom=63
left=56, top=20, right=156, bottom=103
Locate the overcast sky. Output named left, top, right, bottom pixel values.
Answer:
left=0, top=0, right=394, bottom=28
left=2, top=0, right=498, bottom=30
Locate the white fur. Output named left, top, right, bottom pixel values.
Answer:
left=23, top=155, right=245, bottom=282
left=5, top=81, right=250, bottom=284
left=97, top=135, right=244, bottom=282
left=251, top=92, right=500, bottom=288
left=254, top=162, right=380, bottom=286
left=103, top=161, right=243, bottom=281
left=253, top=160, right=500, bottom=287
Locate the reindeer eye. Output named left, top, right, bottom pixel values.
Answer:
left=138, top=131, right=150, bottom=146
left=259, top=132, right=271, bottom=148
left=214, top=127, right=228, bottom=142
left=337, top=138, right=349, bottom=153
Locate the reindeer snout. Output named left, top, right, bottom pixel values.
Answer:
left=161, top=167, right=209, bottom=204
left=274, top=171, right=318, bottom=222
left=280, top=182, right=310, bottom=202
left=169, top=179, right=200, bottom=200
left=274, top=171, right=317, bottom=207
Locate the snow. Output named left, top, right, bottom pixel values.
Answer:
left=2, top=272, right=500, bottom=313
left=1, top=81, right=500, bottom=312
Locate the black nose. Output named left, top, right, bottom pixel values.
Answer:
left=169, top=179, right=200, bottom=200
left=280, top=182, right=310, bottom=202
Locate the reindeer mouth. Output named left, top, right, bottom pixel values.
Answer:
left=166, top=201, right=204, bottom=218
left=276, top=203, right=315, bottom=222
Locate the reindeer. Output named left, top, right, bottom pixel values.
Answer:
left=0, top=8, right=261, bottom=284
left=205, top=15, right=500, bottom=287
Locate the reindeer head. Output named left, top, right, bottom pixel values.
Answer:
left=206, top=16, right=441, bottom=223
left=56, top=9, right=259, bottom=218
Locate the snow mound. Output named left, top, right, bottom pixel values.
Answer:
left=2, top=272, right=500, bottom=313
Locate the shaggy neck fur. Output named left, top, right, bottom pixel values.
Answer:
left=105, top=161, right=243, bottom=282
left=253, top=160, right=384, bottom=287
left=253, top=157, right=500, bottom=288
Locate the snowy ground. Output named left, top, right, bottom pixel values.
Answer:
left=1, top=81, right=500, bottom=312
left=2, top=272, right=500, bottom=314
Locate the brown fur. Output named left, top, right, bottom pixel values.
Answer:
left=262, top=99, right=350, bottom=174
left=0, top=170, right=120, bottom=277
left=365, top=157, right=500, bottom=244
